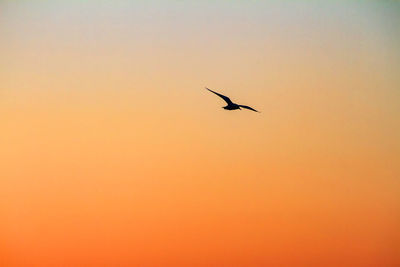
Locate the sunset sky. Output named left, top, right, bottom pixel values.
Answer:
left=1, top=1, right=400, bottom=266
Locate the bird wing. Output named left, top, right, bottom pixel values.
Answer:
left=239, top=105, right=259, bottom=112
left=206, top=87, right=233, bottom=105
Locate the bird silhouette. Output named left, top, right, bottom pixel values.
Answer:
left=206, top=87, right=259, bottom=112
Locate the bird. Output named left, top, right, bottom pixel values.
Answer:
left=206, top=87, right=259, bottom=112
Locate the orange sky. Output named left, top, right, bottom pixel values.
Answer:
left=1, top=1, right=400, bottom=266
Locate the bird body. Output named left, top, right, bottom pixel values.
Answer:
left=206, top=87, right=259, bottom=112
left=223, top=103, right=241, bottom=110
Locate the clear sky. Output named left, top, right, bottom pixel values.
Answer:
left=1, top=1, right=400, bottom=266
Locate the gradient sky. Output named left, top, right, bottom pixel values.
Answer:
left=1, top=1, right=400, bottom=266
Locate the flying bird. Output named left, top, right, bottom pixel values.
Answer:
left=206, top=87, right=259, bottom=112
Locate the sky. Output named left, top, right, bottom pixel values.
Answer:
left=1, top=1, right=400, bottom=266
